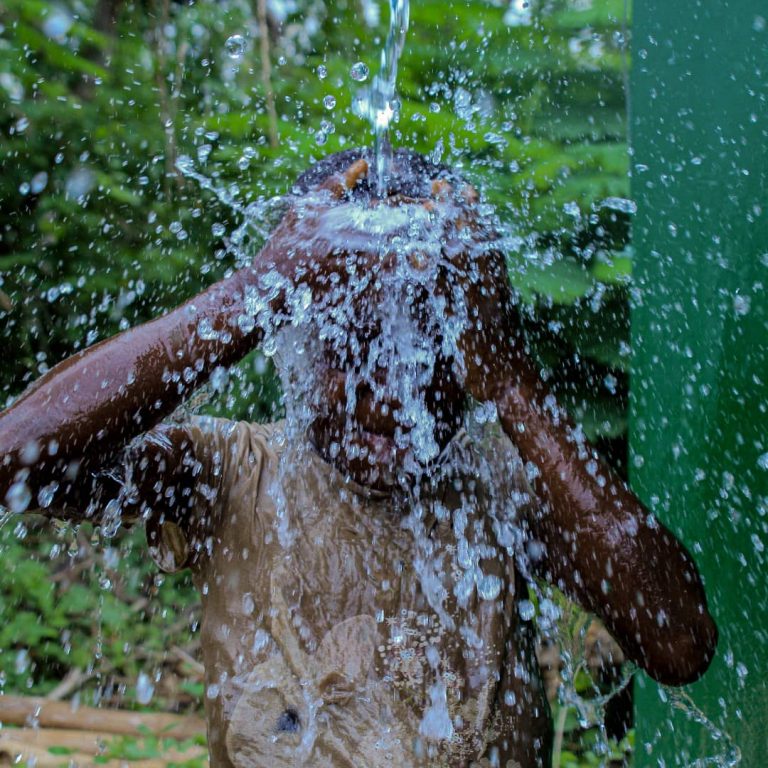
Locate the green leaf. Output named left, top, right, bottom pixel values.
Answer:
left=47, top=747, right=77, bottom=756
left=14, top=22, right=109, bottom=80
left=591, top=250, right=633, bottom=284
left=510, top=258, right=596, bottom=305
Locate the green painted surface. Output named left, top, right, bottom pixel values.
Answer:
left=630, top=2, right=768, bottom=765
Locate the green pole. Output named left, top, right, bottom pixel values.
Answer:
left=630, top=2, right=768, bottom=764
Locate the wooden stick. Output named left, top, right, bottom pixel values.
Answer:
left=0, top=727, right=117, bottom=753
left=0, top=729, right=207, bottom=761
left=0, top=741, right=98, bottom=768
left=0, top=739, right=206, bottom=768
left=0, top=696, right=205, bottom=739
left=170, top=645, right=205, bottom=677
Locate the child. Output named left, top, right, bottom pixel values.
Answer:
left=0, top=150, right=716, bottom=767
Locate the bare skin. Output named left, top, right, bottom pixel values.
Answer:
left=0, top=149, right=716, bottom=762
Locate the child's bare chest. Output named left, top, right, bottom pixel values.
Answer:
left=195, top=448, right=537, bottom=766
left=200, top=521, right=518, bottom=767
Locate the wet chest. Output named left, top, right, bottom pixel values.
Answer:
left=281, top=510, right=513, bottom=692
left=279, top=511, right=438, bottom=650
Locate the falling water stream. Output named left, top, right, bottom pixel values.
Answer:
left=355, top=0, right=410, bottom=196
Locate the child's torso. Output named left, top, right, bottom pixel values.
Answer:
left=191, top=425, right=549, bottom=768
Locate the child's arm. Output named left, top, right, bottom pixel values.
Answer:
left=0, top=268, right=265, bottom=517
left=0, top=158, right=367, bottom=520
left=458, top=247, right=717, bottom=686
left=492, top=361, right=717, bottom=685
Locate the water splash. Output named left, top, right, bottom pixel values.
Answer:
left=665, top=688, right=742, bottom=767
left=176, top=154, right=287, bottom=267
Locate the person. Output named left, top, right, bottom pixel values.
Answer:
left=0, top=149, right=717, bottom=767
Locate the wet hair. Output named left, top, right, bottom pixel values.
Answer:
left=292, top=147, right=464, bottom=200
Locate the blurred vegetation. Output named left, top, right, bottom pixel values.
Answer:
left=0, top=0, right=634, bottom=764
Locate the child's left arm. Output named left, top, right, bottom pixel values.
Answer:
left=457, top=247, right=717, bottom=686
left=492, top=363, right=717, bottom=685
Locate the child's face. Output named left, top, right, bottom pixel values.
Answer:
left=258, top=151, right=494, bottom=492
left=307, top=282, right=467, bottom=492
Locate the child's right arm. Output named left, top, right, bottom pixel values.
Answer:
left=0, top=267, right=264, bottom=519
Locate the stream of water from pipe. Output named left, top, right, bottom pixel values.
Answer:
left=355, top=0, right=410, bottom=196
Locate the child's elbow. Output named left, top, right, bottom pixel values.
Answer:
left=643, top=609, right=719, bottom=686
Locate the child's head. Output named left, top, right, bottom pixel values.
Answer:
left=259, top=148, right=508, bottom=492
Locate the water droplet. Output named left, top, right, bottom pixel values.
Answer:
left=757, top=452, right=768, bottom=471
left=65, top=167, right=95, bottom=201
left=600, top=196, right=637, bottom=215
left=101, top=497, right=122, bottom=538
left=5, top=481, right=31, bottom=514
left=317, top=64, right=328, bottom=79
left=211, top=222, right=226, bottom=237
left=104, top=547, right=120, bottom=570
left=420, top=681, right=454, bottom=740
left=42, top=6, right=74, bottom=40
left=196, top=317, right=219, bottom=341
left=563, top=201, right=580, bottom=217
left=210, top=366, right=228, bottom=392
left=136, top=672, right=155, bottom=705
left=323, top=94, right=336, bottom=110
left=30, top=172, right=48, bottom=194
left=350, top=61, right=369, bottom=82
left=14, top=650, right=29, bottom=675
left=197, top=144, right=212, bottom=164
left=20, top=441, right=40, bottom=465
left=733, top=293, right=751, bottom=317
left=252, top=629, right=269, bottom=653
left=477, top=574, right=502, bottom=601
left=504, top=0, right=532, bottom=27
left=518, top=599, right=536, bottom=621
left=225, top=34, right=246, bottom=60
left=37, top=482, right=59, bottom=509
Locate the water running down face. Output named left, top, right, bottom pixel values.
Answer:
left=257, top=149, right=508, bottom=492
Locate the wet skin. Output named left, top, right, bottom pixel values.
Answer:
left=0, top=148, right=716, bottom=716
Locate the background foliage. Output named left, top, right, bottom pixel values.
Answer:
left=0, top=0, right=634, bottom=764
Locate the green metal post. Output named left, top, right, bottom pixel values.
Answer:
left=630, top=2, right=768, bottom=764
